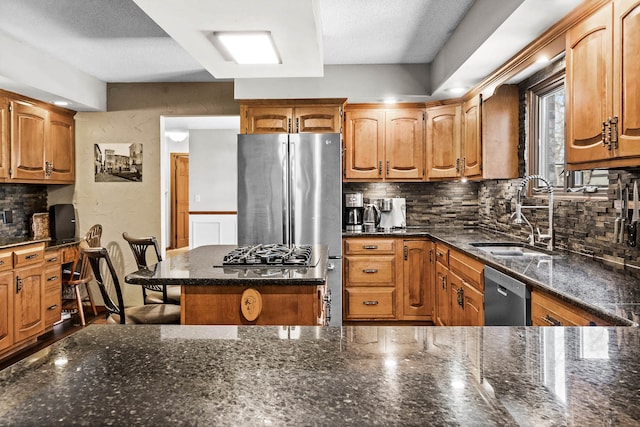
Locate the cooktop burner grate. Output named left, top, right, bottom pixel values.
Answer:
left=222, top=244, right=313, bottom=266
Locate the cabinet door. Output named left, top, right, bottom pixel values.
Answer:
left=13, top=265, right=44, bottom=343
left=0, top=271, right=13, bottom=353
left=462, top=282, right=484, bottom=326
left=566, top=3, right=613, bottom=166
left=425, top=104, right=461, bottom=179
left=461, top=96, right=482, bottom=178
left=294, top=106, right=341, bottom=133
left=243, top=106, right=292, bottom=134
left=402, top=240, right=432, bottom=319
left=344, top=110, right=385, bottom=180
left=613, top=0, right=640, bottom=158
left=435, top=262, right=449, bottom=326
left=385, top=109, right=424, bottom=179
left=0, top=96, right=9, bottom=179
left=10, top=100, right=48, bottom=180
left=47, top=110, right=75, bottom=182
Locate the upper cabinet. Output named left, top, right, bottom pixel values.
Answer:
left=566, top=0, right=640, bottom=169
left=0, top=89, right=75, bottom=184
left=240, top=99, right=345, bottom=134
left=344, top=106, right=424, bottom=181
left=461, top=96, right=482, bottom=178
left=481, top=85, right=519, bottom=180
left=425, top=103, right=461, bottom=179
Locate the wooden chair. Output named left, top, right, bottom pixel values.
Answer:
left=82, top=245, right=181, bottom=324
left=85, top=224, right=102, bottom=248
left=122, top=232, right=180, bottom=305
left=62, top=248, right=98, bottom=326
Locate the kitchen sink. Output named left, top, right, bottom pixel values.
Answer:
left=469, top=242, right=560, bottom=258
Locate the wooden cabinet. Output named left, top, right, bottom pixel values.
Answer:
left=1, top=89, right=75, bottom=184
left=401, top=240, right=434, bottom=321
left=531, top=290, right=611, bottom=326
left=240, top=99, right=345, bottom=134
left=481, top=85, right=519, bottom=179
left=433, top=243, right=485, bottom=326
left=0, top=94, right=9, bottom=179
left=43, top=249, right=62, bottom=328
left=343, top=238, right=398, bottom=320
left=0, top=270, right=13, bottom=353
left=461, top=96, right=482, bottom=178
left=344, top=106, right=424, bottom=181
left=566, top=0, right=640, bottom=169
left=425, top=103, right=462, bottom=179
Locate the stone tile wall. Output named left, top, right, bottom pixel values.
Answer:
left=0, top=184, right=48, bottom=239
left=343, top=181, right=480, bottom=227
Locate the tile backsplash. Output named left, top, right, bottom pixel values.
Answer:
left=0, top=184, right=48, bottom=239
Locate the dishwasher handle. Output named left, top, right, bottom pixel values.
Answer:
left=496, top=285, right=508, bottom=297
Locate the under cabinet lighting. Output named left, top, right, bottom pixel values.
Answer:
left=166, top=130, right=189, bottom=142
left=212, top=31, right=281, bottom=65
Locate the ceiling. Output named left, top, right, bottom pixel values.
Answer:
left=0, top=0, right=584, bottom=111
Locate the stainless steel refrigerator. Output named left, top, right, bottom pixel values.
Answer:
left=237, top=133, right=343, bottom=326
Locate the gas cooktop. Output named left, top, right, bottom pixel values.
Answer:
left=221, top=244, right=314, bottom=267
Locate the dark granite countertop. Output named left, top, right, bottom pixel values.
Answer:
left=125, top=244, right=329, bottom=286
left=344, top=227, right=640, bottom=326
left=0, top=237, right=81, bottom=250
left=1, top=324, right=638, bottom=426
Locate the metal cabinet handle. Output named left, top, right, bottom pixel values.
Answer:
left=362, top=269, right=378, bottom=274
left=541, top=314, right=562, bottom=326
left=48, top=275, right=59, bottom=282
left=456, top=158, right=460, bottom=173
left=16, top=276, right=22, bottom=293
left=441, top=275, right=447, bottom=290
left=404, top=245, right=408, bottom=261
left=386, top=160, right=390, bottom=175
left=378, top=161, right=383, bottom=176
left=362, top=245, right=378, bottom=250
left=457, top=287, right=464, bottom=307
left=25, top=254, right=38, bottom=260
left=296, top=117, right=300, bottom=133
left=429, top=249, right=433, bottom=263
left=602, top=120, right=609, bottom=147
left=610, top=116, right=618, bottom=149
left=436, top=251, right=444, bottom=258
left=45, top=161, right=53, bottom=176
left=288, top=118, right=292, bottom=133
left=47, top=257, right=58, bottom=263
left=327, top=262, right=335, bottom=271
left=47, top=304, right=58, bottom=310
left=0, top=260, right=4, bottom=266
left=363, top=300, right=379, bottom=305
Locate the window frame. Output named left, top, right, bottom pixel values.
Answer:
left=526, top=69, right=607, bottom=199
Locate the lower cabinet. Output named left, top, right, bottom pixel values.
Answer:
left=0, top=271, right=14, bottom=353
left=44, top=249, right=62, bottom=328
left=343, top=237, right=434, bottom=322
left=531, top=290, right=611, bottom=326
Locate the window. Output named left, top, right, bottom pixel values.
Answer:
left=528, top=71, right=608, bottom=194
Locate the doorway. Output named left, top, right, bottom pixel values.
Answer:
left=170, top=153, right=189, bottom=249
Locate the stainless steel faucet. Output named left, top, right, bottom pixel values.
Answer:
left=511, top=175, right=554, bottom=250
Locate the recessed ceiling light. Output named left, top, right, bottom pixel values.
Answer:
left=212, top=31, right=281, bottom=65
left=535, top=56, right=550, bottom=64
left=53, top=100, right=69, bottom=106
left=383, top=98, right=397, bottom=105
left=446, top=87, right=467, bottom=95
left=166, top=130, right=189, bottom=142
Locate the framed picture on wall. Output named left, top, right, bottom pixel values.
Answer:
left=94, top=143, right=143, bottom=182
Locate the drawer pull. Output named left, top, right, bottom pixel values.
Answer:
left=541, top=314, right=562, bottom=326
left=362, top=269, right=378, bottom=274
left=47, top=257, right=58, bottom=263
left=0, top=260, right=4, bottom=266
left=436, top=251, right=444, bottom=258
left=48, top=275, right=59, bottom=282
left=47, top=304, right=59, bottom=311
left=25, top=254, right=39, bottom=260
left=362, top=300, right=379, bottom=306
left=362, top=245, right=378, bottom=250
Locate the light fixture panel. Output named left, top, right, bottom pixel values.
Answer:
left=212, top=31, right=281, bottom=65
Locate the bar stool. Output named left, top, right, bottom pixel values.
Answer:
left=82, top=245, right=181, bottom=324
left=122, top=232, right=180, bottom=305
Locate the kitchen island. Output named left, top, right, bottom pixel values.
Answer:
left=125, top=245, right=330, bottom=326
left=0, top=324, right=639, bottom=426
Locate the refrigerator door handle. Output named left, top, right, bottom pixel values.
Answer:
left=288, top=137, right=296, bottom=245
left=282, top=138, right=290, bottom=245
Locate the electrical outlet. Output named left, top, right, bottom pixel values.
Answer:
left=3, top=210, right=12, bottom=224
left=195, top=194, right=201, bottom=202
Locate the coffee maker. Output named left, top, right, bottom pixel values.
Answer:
left=344, top=192, right=364, bottom=232
left=379, top=197, right=406, bottom=231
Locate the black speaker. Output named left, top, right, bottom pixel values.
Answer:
left=49, top=204, right=76, bottom=241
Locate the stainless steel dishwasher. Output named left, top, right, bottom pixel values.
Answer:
left=484, top=266, right=531, bottom=325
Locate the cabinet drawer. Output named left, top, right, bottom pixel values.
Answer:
left=0, top=250, right=12, bottom=272
left=449, top=249, right=484, bottom=291
left=45, top=249, right=61, bottom=265
left=434, top=243, right=449, bottom=267
left=44, top=265, right=62, bottom=289
left=44, top=283, right=62, bottom=327
left=14, top=244, right=45, bottom=268
left=345, top=287, right=396, bottom=319
left=531, top=291, right=610, bottom=327
left=61, top=245, right=79, bottom=264
left=344, top=238, right=396, bottom=255
left=345, top=256, right=395, bottom=286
